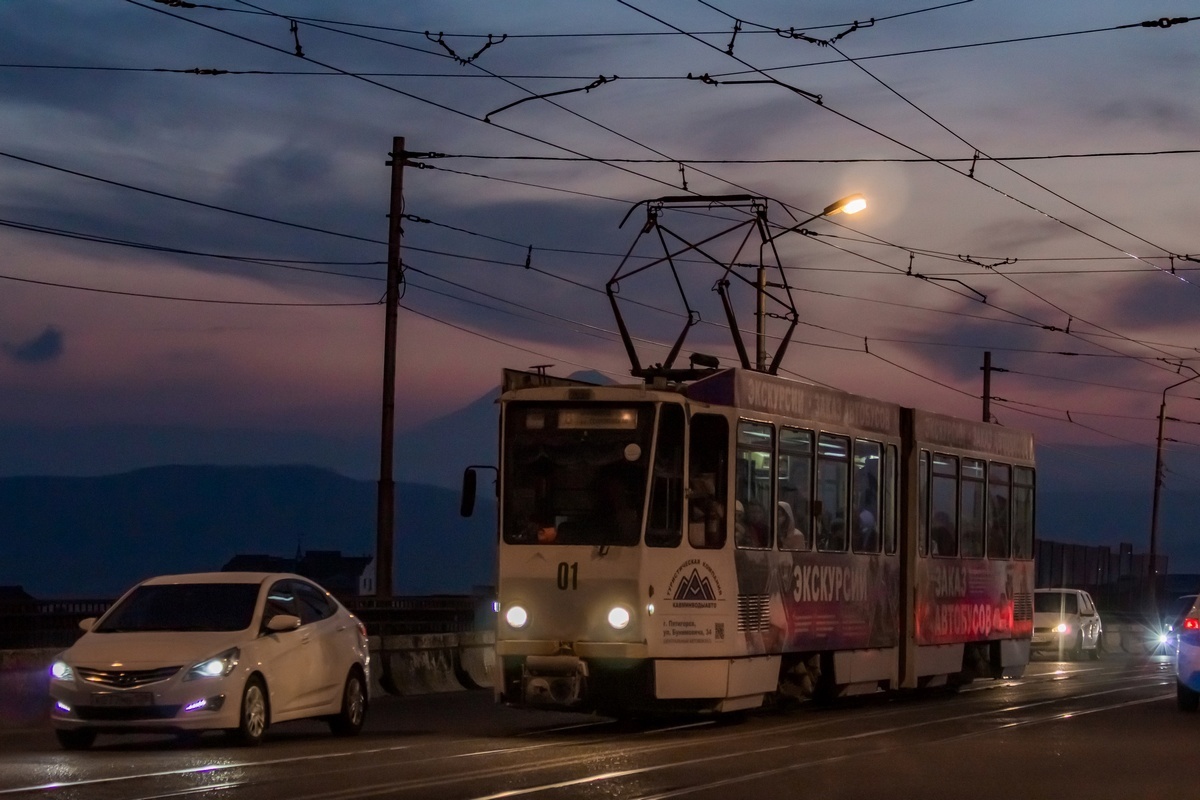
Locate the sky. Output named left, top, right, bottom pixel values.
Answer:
left=2, top=2, right=1200, bottom=555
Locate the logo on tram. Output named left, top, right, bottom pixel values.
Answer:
left=666, top=559, right=724, bottom=609
left=673, top=569, right=717, bottom=602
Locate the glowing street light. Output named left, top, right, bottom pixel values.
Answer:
left=756, top=193, right=867, bottom=369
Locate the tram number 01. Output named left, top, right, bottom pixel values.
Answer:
left=556, top=562, right=579, bottom=590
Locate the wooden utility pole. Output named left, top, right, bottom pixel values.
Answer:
left=376, top=136, right=405, bottom=599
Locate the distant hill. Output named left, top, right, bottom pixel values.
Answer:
left=0, top=465, right=496, bottom=598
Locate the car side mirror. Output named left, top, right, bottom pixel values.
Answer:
left=265, top=614, right=301, bottom=633
left=78, top=617, right=96, bottom=632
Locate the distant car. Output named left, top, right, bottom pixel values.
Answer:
left=1176, top=596, right=1200, bottom=711
left=48, top=572, right=370, bottom=749
left=1160, top=594, right=1198, bottom=651
left=1031, top=588, right=1103, bottom=660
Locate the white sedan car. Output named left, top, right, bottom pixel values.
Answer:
left=1031, top=588, right=1103, bottom=660
left=49, top=572, right=370, bottom=749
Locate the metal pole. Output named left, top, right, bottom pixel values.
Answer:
left=376, top=136, right=405, bottom=599
left=982, top=351, right=991, bottom=423
left=1148, top=368, right=1199, bottom=606
left=755, top=262, right=766, bottom=371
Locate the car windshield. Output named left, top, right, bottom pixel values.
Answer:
left=1034, top=591, right=1078, bottom=614
left=94, top=583, right=261, bottom=632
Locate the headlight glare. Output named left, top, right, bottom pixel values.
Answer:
left=608, top=606, right=631, bottom=630
left=185, top=647, right=240, bottom=681
left=1054, top=622, right=1069, bottom=634
left=505, top=605, right=529, bottom=629
left=50, top=660, right=74, bottom=681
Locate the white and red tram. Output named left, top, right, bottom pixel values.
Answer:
left=481, top=366, right=1035, bottom=714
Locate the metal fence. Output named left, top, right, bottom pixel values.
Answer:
left=0, top=594, right=485, bottom=650
left=1035, top=539, right=1174, bottom=615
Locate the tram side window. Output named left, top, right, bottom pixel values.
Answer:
left=687, top=414, right=728, bottom=549
left=777, top=427, right=812, bottom=551
left=931, top=453, right=959, bottom=557
left=1012, top=466, right=1035, bottom=559
left=852, top=439, right=882, bottom=553
left=883, top=444, right=898, bottom=555
left=647, top=404, right=684, bottom=548
left=960, top=458, right=986, bottom=558
left=987, top=463, right=1011, bottom=558
left=735, top=421, right=773, bottom=549
left=919, top=450, right=930, bottom=557
left=817, top=433, right=850, bottom=552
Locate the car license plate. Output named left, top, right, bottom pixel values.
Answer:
left=92, top=691, right=153, bottom=707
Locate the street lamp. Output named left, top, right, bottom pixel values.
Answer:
left=756, top=194, right=866, bottom=370
left=1149, top=366, right=1200, bottom=604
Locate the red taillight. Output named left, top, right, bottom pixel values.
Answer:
left=357, top=619, right=369, bottom=639
left=1184, top=618, right=1200, bottom=631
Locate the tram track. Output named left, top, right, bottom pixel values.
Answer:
left=2, top=661, right=1171, bottom=800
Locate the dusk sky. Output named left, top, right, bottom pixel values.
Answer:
left=2, top=3, right=1199, bottom=552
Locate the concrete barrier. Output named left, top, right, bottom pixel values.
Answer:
left=457, top=631, right=497, bottom=691
left=0, top=649, right=56, bottom=729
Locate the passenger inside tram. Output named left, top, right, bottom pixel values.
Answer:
left=777, top=501, right=806, bottom=550
left=688, top=473, right=725, bottom=548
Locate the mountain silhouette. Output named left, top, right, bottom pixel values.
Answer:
left=0, top=465, right=496, bottom=598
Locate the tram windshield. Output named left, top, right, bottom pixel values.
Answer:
left=502, top=402, right=654, bottom=546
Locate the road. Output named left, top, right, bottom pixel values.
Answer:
left=0, top=652, right=1187, bottom=800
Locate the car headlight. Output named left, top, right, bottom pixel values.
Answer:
left=505, top=605, right=529, bottom=629
left=184, top=647, right=240, bottom=681
left=607, top=606, right=631, bottom=630
left=1054, top=623, right=1070, bottom=634
left=50, top=660, right=74, bottom=681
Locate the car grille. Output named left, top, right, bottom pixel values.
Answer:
left=75, top=705, right=183, bottom=721
left=77, top=666, right=181, bottom=688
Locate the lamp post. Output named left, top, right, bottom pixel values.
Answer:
left=1149, top=366, right=1200, bottom=603
left=758, top=194, right=866, bottom=370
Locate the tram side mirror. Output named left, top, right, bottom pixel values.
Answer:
left=461, top=468, right=478, bottom=518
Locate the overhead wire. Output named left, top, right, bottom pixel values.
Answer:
left=611, top=0, right=1192, bottom=374
left=30, top=0, right=1200, bottom=448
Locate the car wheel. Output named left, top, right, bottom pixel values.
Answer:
left=1069, top=633, right=1083, bottom=661
left=1178, top=681, right=1200, bottom=712
left=1088, top=633, right=1102, bottom=660
left=55, top=727, right=97, bottom=750
left=233, top=676, right=269, bottom=746
left=328, top=669, right=367, bottom=736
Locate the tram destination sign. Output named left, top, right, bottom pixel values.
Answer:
left=686, top=369, right=900, bottom=435
left=914, top=410, right=1034, bottom=461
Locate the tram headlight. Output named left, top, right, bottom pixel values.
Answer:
left=607, top=606, right=631, bottom=630
left=505, top=605, right=529, bottom=629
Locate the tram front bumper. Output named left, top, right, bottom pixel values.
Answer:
left=497, top=641, right=649, bottom=710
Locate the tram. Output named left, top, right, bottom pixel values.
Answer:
left=467, top=366, right=1035, bottom=715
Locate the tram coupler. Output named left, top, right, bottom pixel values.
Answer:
left=522, top=655, right=589, bottom=707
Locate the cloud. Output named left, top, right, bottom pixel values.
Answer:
left=3, top=326, right=64, bottom=365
